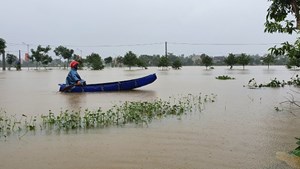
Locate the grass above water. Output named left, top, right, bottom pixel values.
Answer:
left=0, top=93, right=216, bottom=140
left=215, top=75, right=235, bottom=80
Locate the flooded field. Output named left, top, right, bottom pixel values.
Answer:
left=0, top=66, right=299, bottom=169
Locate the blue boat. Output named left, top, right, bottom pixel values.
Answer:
left=59, top=73, right=157, bottom=92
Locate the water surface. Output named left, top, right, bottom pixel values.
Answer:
left=0, top=66, right=299, bottom=169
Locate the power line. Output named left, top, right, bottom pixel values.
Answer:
left=7, top=42, right=165, bottom=48
left=6, top=41, right=282, bottom=48
left=168, top=42, right=281, bottom=46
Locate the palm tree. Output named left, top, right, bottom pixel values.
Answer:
left=0, top=38, right=6, bottom=70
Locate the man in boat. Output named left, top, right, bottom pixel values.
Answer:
left=66, top=60, right=86, bottom=86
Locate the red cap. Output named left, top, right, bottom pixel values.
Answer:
left=70, top=60, right=79, bottom=68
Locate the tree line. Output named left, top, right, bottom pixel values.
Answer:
left=0, top=40, right=298, bottom=71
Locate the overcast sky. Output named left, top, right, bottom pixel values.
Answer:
left=1, top=0, right=298, bottom=58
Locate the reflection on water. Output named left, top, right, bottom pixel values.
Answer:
left=60, top=89, right=157, bottom=111
left=262, top=68, right=277, bottom=74
left=0, top=66, right=299, bottom=169
left=61, top=93, right=87, bottom=110
left=201, top=69, right=214, bottom=76
left=277, top=152, right=300, bottom=169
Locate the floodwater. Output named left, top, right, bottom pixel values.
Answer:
left=0, top=66, right=299, bottom=169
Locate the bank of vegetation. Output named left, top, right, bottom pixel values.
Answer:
left=0, top=93, right=216, bottom=140
left=0, top=38, right=296, bottom=71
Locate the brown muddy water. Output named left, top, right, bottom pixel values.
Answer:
left=0, top=66, right=299, bottom=169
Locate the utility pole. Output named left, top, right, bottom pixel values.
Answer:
left=2, top=51, right=5, bottom=70
left=26, top=44, right=29, bottom=70
left=18, top=50, right=21, bottom=70
left=165, top=41, right=167, bottom=57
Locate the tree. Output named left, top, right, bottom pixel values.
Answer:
left=287, top=56, right=300, bottom=68
left=0, top=38, right=6, bottom=70
left=30, top=45, right=52, bottom=69
left=136, top=58, right=147, bottom=69
left=6, top=54, right=17, bottom=70
left=224, top=53, right=237, bottom=69
left=73, top=54, right=84, bottom=70
left=158, top=56, right=169, bottom=69
left=265, top=0, right=300, bottom=34
left=265, top=1, right=300, bottom=61
left=123, top=51, right=137, bottom=70
left=262, top=54, right=275, bottom=69
left=54, top=46, right=74, bottom=68
left=41, top=55, right=52, bottom=67
left=172, top=59, right=182, bottom=69
left=265, top=1, right=300, bottom=157
left=201, top=54, right=213, bottom=69
left=113, top=56, right=123, bottom=67
left=104, top=56, right=113, bottom=66
left=86, top=53, right=104, bottom=70
left=139, top=55, right=153, bottom=66
left=237, top=53, right=251, bottom=69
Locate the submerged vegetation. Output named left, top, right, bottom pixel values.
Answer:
left=290, top=137, right=300, bottom=157
left=215, top=75, right=235, bottom=80
left=247, top=75, right=300, bottom=88
left=249, top=75, right=300, bottom=158
left=0, top=93, right=216, bottom=140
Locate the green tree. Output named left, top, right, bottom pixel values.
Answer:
left=123, top=51, right=137, bottom=70
left=265, top=1, right=300, bottom=63
left=73, top=54, right=84, bottom=70
left=158, top=56, right=169, bottom=69
left=0, top=38, right=6, bottom=70
left=224, top=53, right=237, bottom=69
left=151, top=55, right=161, bottom=66
left=140, top=54, right=161, bottom=66
left=201, top=54, right=213, bottom=69
left=136, top=58, right=147, bottom=69
left=6, top=53, right=17, bottom=70
left=139, top=55, right=152, bottom=66
left=265, top=1, right=300, bottom=157
left=172, top=59, right=182, bottom=69
left=30, top=45, right=52, bottom=69
left=262, top=54, right=275, bottom=69
left=237, top=53, right=251, bottom=69
left=265, top=0, right=300, bottom=34
left=54, top=46, right=74, bottom=68
left=86, top=53, right=104, bottom=70
left=113, top=56, right=123, bottom=67
left=41, top=55, right=53, bottom=67
left=287, top=56, right=300, bottom=69
left=104, top=56, right=113, bottom=66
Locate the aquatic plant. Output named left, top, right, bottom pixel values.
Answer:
left=247, top=75, right=300, bottom=88
left=248, top=79, right=300, bottom=161
left=0, top=111, right=37, bottom=139
left=288, top=74, right=300, bottom=86
left=264, top=78, right=285, bottom=87
left=215, top=75, right=235, bottom=80
left=290, top=137, right=300, bottom=157
left=0, top=93, right=217, bottom=140
left=274, top=107, right=283, bottom=112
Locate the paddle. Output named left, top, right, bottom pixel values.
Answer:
left=60, top=85, right=75, bottom=92
left=60, top=80, right=86, bottom=92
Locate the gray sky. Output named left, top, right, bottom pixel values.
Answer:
left=1, top=0, right=298, bottom=58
